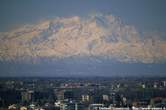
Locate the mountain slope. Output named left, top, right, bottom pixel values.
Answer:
left=0, top=14, right=166, bottom=63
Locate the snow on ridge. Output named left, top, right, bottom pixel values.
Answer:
left=0, top=14, right=166, bottom=63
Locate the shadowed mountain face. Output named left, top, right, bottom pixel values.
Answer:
left=0, top=14, right=166, bottom=77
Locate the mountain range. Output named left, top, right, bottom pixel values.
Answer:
left=0, top=14, right=166, bottom=76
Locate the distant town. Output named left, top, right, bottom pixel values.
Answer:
left=0, top=77, right=166, bottom=110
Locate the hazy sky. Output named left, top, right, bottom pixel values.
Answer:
left=0, top=0, right=166, bottom=32
left=0, top=0, right=166, bottom=77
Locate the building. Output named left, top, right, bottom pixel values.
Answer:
left=64, top=90, right=74, bottom=100
left=89, top=104, right=104, bottom=110
left=21, top=90, right=34, bottom=103
left=102, top=95, right=109, bottom=101
left=20, top=106, right=28, bottom=110
left=8, top=104, right=17, bottom=110
left=57, top=90, right=65, bottom=101
left=99, top=107, right=112, bottom=110
left=60, top=101, right=85, bottom=110
left=82, top=95, right=90, bottom=102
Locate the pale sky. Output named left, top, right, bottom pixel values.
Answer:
left=0, top=0, right=166, bottom=32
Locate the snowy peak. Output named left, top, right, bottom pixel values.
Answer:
left=0, top=14, right=166, bottom=63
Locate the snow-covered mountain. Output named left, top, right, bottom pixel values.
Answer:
left=0, top=14, right=166, bottom=63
